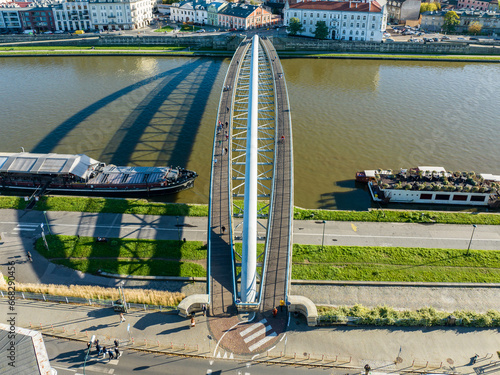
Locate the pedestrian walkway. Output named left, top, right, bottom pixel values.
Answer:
left=1, top=298, right=498, bottom=374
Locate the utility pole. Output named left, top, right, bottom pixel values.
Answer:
left=466, top=224, right=477, bottom=256
left=321, top=220, right=326, bottom=251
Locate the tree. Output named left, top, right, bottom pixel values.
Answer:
left=443, top=11, right=460, bottom=33
left=420, top=2, right=441, bottom=13
left=314, top=21, right=329, bottom=39
left=468, top=21, right=482, bottom=35
left=287, top=17, right=304, bottom=36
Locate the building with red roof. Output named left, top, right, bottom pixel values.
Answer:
left=284, top=0, right=387, bottom=41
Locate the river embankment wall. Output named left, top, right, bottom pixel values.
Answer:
left=1, top=34, right=499, bottom=55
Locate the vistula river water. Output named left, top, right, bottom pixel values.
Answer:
left=0, top=56, right=499, bottom=210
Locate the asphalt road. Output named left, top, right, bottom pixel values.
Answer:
left=1, top=209, right=499, bottom=250
left=44, top=336, right=345, bottom=375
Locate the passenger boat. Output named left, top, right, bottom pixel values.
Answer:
left=0, top=152, right=197, bottom=197
left=356, top=166, right=500, bottom=207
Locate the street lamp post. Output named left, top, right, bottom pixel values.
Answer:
left=321, top=220, right=326, bottom=251
left=466, top=224, right=477, bottom=256
left=176, top=216, right=181, bottom=242
left=43, top=211, right=51, bottom=234
left=83, top=335, right=96, bottom=375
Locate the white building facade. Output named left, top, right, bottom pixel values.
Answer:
left=53, top=1, right=92, bottom=31
left=89, top=0, right=153, bottom=31
left=284, top=0, right=387, bottom=42
left=0, top=4, right=23, bottom=32
left=170, top=0, right=211, bottom=24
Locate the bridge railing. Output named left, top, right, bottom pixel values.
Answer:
left=257, top=37, right=278, bottom=308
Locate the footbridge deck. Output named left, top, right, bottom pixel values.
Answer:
left=259, top=38, right=293, bottom=312
left=208, top=36, right=293, bottom=316
left=208, top=40, right=249, bottom=317
left=207, top=35, right=293, bottom=355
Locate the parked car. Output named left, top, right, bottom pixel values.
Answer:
left=432, top=37, right=439, bottom=42
left=54, top=30, right=64, bottom=34
left=43, top=31, right=53, bottom=34
left=469, top=37, right=479, bottom=41
left=196, top=28, right=205, bottom=33
left=441, top=35, right=450, bottom=40
left=384, top=38, right=395, bottom=43
left=457, top=37, right=465, bottom=40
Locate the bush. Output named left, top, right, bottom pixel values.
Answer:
left=318, top=305, right=500, bottom=328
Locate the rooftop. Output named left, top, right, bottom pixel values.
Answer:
left=290, top=1, right=383, bottom=13
left=0, top=152, right=99, bottom=179
left=373, top=167, right=500, bottom=193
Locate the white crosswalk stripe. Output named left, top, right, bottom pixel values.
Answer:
left=243, top=325, right=271, bottom=343
left=239, top=319, right=267, bottom=337
left=239, top=319, right=277, bottom=352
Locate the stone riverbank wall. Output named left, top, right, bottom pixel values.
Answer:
left=0, top=34, right=499, bottom=55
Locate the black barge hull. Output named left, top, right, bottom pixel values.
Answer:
left=0, top=178, right=196, bottom=198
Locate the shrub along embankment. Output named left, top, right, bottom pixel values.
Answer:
left=318, top=305, right=500, bottom=328
left=1, top=195, right=499, bottom=225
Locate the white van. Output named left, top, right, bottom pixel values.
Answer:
left=23, top=29, right=35, bottom=34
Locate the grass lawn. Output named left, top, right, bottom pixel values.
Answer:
left=37, top=235, right=207, bottom=259
left=179, top=25, right=201, bottom=32
left=32, top=196, right=208, bottom=216
left=292, top=244, right=500, bottom=283
left=35, top=236, right=500, bottom=283
left=36, top=235, right=207, bottom=277
left=294, top=207, right=500, bottom=225
left=154, top=26, right=174, bottom=33
left=0, top=46, right=185, bottom=51
left=1, top=195, right=500, bottom=225
left=51, top=258, right=205, bottom=277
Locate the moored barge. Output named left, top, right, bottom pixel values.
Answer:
left=0, top=152, right=197, bottom=197
left=356, top=166, right=500, bottom=207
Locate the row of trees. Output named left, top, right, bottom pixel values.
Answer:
left=287, top=17, right=329, bottom=39
left=443, top=11, right=483, bottom=34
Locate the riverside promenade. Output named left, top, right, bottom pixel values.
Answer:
left=2, top=209, right=500, bottom=372
left=1, top=297, right=499, bottom=374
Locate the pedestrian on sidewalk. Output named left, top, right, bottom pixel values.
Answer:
left=221, top=225, right=226, bottom=234
left=108, top=349, right=114, bottom=361
left=114, top=339, right=119, bottom=348
left=119, top=313, right=126, bottom=323
left=96, top=343, right=102, bottom=356
left=272, top=307, right=278, bottom=318
left=102, top=346, right=107, bottom=359
left=114, top=347, right=121, bottom=358
left=190, top=315, right=196, bottom=328
left=27, top=251, right=32, bottom=262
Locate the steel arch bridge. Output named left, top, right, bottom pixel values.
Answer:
left=208, top=35, right=293, bottom=317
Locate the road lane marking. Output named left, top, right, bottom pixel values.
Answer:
left=52, top=366, right=77, bottom=372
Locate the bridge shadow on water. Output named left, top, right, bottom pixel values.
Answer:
left=32, top=57, right=221, bottom=168
left=19, top=57, right=222, bottom=287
